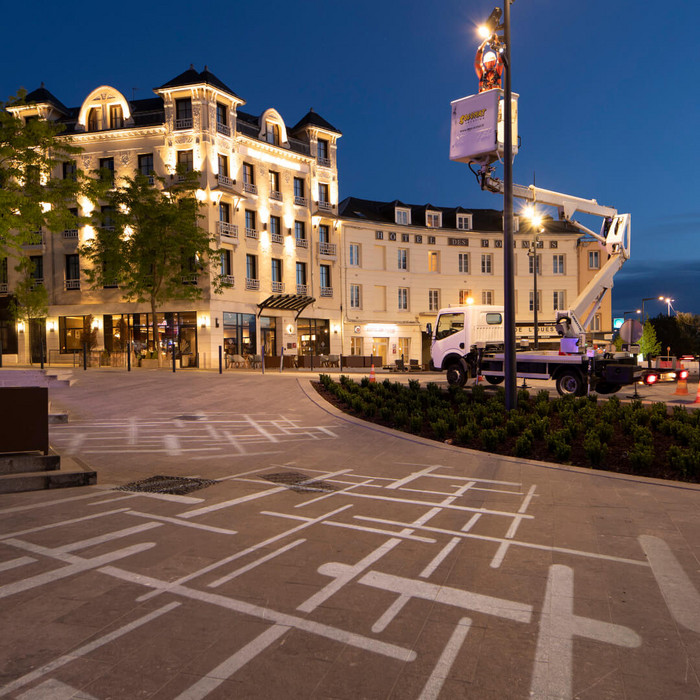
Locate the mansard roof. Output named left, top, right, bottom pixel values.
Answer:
left=290, top=108, right=341, bottom=135
left=20, top=85, right=69, bottom=114
left=156, top=65, right=242, bottom=100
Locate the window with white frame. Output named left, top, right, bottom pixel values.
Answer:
left=529, top=291, right=541, bottom=312
left=426, top=211, right=441, bottom=228
left=395, top=208, right=411, bottom=225
left=349, top=243, right=360, bottom=266
left=591, top=314, right=601, bottom=331
left=482, top=290, right=494, bottom=305
left=553, top=291, right=566, bottom=310
left=350, top=284, right=361, bottom=308
left=398, top=287, right=409, bottom=310
left=528, top=254, right=541, bottom=275
left=428, top=289, right=440, bottom=311
left=458, top=252, right=469, bottom=273
left=588, top=250, right=600, bottom=269
left=456, top=214, right=472, bottom=230
left=552, top=254, right=565, bottom=275
left=481, top=254, right=492, bottom=274
left=459, top=289, right=472, bottom=305
left=397, top=249, right=408, bottom=270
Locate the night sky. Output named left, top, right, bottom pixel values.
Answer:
left=3, top=0, right=698, bottom=319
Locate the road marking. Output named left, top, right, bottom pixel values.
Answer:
left=418, top=618, right=472, bottom=700
left=530, top=564, right=641, bottom=699
left=0, top=557, right=35, bottom=573
left=127, top=511, right=237, bottom=535
left=490, top=484, right=537, bottom=568
left=137, top=505, right=353, bottom=602
left=323, top=520, right=436, bottom=543
left=17, top=679, right=98, bottom=700
left=386, top=465, right=441, bottom=490
left=0, top=508, right=131, bottom=541
left=179, top=486, right=288, bottom=518
left=0, top=603, right=180, bottom=699
left=294, top=478, right=374, bottom=508
left=340, top=566, right=532, bottom=623
left=0, top=541, right=156, bottom=600
left=244, top=415, right=279, bottom=443
left=420, top=514, right=482, bottom=580
left=100, top=566, right=417, bottom=662
left=0, top=491, right=106, bottom=515
left=209, top=539, right=306, bottom=588
left=173, top=625, right=289, bottom=700
left=54, top=522, right=162, bottom=553
left=639, top=535, right=700, bottom=633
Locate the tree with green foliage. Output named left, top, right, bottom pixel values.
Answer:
left=79, top=170, right=223, bottom=361
left=8, top=260, right=48, bottom=364
left=0, top=90, right=84, bottom=258
left=639, top=319, right=662, bottom=363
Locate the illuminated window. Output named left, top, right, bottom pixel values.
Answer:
left=87, top=108, right=101, bottom=131
left=109, top=105, right=123, bottom=129
left=265, top=122, right=280, bottom=145
left=175, top=98, right=192, bottom=129
left=177, top=150, right=193, bottom=174
left=456, top=214, right=472, bottom=230
left=459, top=289, right=472, bottom=304
left=426, top=211, right=441, bottom=228
left=428, top=251, right=440, bottom=272
left=269, top=170, right=280, bottom=194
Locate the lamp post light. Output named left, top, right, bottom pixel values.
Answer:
left=659, top=295, right=675, bottom=316
left=640, top=297, right=657, bottom=322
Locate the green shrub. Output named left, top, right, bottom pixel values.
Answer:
left=378, top=406, right=393, bottom=423
left=536, top=389, right=550, bottom=404
left=517, top=388, right=530, bottom=404
left=667, top=446, right=700, bottom=479
left=431, top=418, right=450, bottom=442
left=408, top=379, right=421, bottom=392
left=472, top=384, right=486, bottom=403
left=530, top=416, right=550, bottom=440
left=628, top=444, right=655, bottom=469
left=513, top=430, right=534, bottom=458
left=455, top=422, right=477, bottom=445
left=583, top=431, right=608, bottom=466
left=409, top=413, right=423, bottom=434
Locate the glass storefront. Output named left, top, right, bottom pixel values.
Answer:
left=223, top=312, right=256, bottom=359
left=298, top=318, right=330, bottom=356
left=260, top=316, right=276, bottom=356
left=371, top=337, right=389, bottom=366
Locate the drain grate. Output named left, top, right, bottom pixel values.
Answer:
left=261, top=471, right=337, bottom=494
left=115, top=475, right=217, bottom=496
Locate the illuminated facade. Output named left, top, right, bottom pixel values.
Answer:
left=338, top=197, right=609, bottom=366
left=3, top=68, right=342, bottom=365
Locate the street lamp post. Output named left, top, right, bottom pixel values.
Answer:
left=641, top=297, right=656, bottom=322
left=528, top=235, right=540, bottom=349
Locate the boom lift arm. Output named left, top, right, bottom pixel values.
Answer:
left=477, top=166, right=631, bottom=343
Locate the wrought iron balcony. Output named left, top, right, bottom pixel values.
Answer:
left=62, top=229, right=79, bottom=240
left=296, top=284, right=308, bottom=295
left=317, top=156, right=331, bottom=168
left=175, top=118, right=193, bottom=130
left=243, top=182, right=257, bottom=195
left=217, top=221, right=239, bottom=241
left=294, top=196, right=308, bottom=207
left=272, top=281, right=284, bottom=293
left=221, top=274, right=235, bottom=287
left=271, top=232, right=283, bottom=244
left=181, top=274, right=198, bottom=285
left=0, top=283, right=8, bottom=293
left=246, top=278, right=260, bottom=290
left=269, top=190, right=283, bottom=201
left=23, top=232, right=45, bottom=248
left=64, top=279, right=81, bottom=291
left=295, top=237, right=308, bottom=249
left=217, top=174, right=235, bottom=189
left=245, top=227, right=258, bottom=239
left=319, top=242, right=337, bottom=256
left=318, top=201, right=333, bottom=212
left=216, top=122, right=231, bottom=136
left=320, top=286, right=333, bottom=298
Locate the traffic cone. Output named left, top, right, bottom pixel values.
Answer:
left=369, top=364, right=376, bottom=383
left=674, top=364, right=688, bottom=396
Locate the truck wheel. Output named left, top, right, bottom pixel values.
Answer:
left=485, top=375, right=504, bottom=385
left=555, top=370, right=585, bottom=397
left=593, top=381, right=620, bottom=395
left=446, top=362, right=468, bottom=387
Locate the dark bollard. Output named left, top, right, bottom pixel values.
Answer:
left=280, top=346, right=284, bottom=373
left=40, top=341, right=45, bottom=370
left=218, top=346, right=222, bottom=374
left=261, top=346, right=265, bottom=375
left=83, top=343, right=87, bottom=371
left=172, top=346, right=176, bottom=373
left=127, top=346, right=131, bottom=371
left=0, top=339, right=3, bottom=368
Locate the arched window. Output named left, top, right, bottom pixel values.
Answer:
left=87, top=108, right=101, bottom=132
left=110, top=105, right=124, bottom=129
left=265, top=123, right=280, bottom=145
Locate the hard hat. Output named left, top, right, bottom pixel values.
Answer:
left=483, top=51, right=497, bottom=64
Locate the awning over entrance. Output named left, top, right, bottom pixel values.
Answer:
left=257, top=294, right=316, bottom=320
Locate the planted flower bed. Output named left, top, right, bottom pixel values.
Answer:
left=315, top=375, right=700, bottom=483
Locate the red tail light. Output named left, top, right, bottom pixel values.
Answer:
left=644, top=373, right=659, bottom=385
left=680, top=369, right=689, bottom=380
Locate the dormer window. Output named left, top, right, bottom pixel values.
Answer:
left=87, top=108, right=101, bottom=132
left=426, top=211, right=441, bottom=228
left=175, top=98, right=193, bottom=130
left=456, top=214, right=472, bottom=230
left=110, top=105, right=123, bottom=129
left=265, top=123, right=280, bottom=145
left=395, top=207, right=411, bottom=225
left=317, top=138, right=330, bottom=166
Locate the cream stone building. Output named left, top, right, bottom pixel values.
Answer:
left=338, top=197, right=612, bottom=367
left=3, top=67, right=342, bottom=366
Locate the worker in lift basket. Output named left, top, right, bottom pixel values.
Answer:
left=474, top=35, right=504, bottom=93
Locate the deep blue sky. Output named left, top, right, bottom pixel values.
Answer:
left=3, top=0, right=698, bottom=319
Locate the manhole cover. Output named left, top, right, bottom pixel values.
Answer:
left=115, top=475, right=217, bottom=495
left=261, top=471, right=337, bottom=493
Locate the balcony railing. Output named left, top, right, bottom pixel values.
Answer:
left=175, top=118, right=193, bottom=130
left=216, top=122, right=231, bottom=136
left=317, top=156, right=331, bottom=168
left=181, top=274, right=199, bottom=285
left=294, top=196, right=308, bottom=207
left=295, top=237, right=308, bottom=249
left=246, top=278, right=260, bottom=290
left=320, top=286, right=333, bottom=298
left=221, top=274, right=235, bottom=287
left=217, top=221, right=239, bottom=241
left=269, top=190, right=283, bottom=201
left=217, top=174, right=235, bottom=189
left=271, top=232, right=283, bottom=244
left=30, top=278, right=43, bottom=290
left=319, top=242, right=337, bottom=256
left=245, top=227, right=258, bottom=239
left=272, top=281, right=284, bottom=293
left=318, top=201, right=333, bottom=212
left=23, top=232, right=44, bottom=248
left=243, top=182, right=257, bottom=195
left=296, top=284, right=308, bottom=295
left=65, top=279, right=81, bottom=291
left=63, top=229, right=79, bottom=240
left=0, top=283, right=8, bottom=293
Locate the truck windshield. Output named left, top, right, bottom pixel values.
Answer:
left=435, top=312, right=464, bottom=340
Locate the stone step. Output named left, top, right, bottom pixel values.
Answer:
left=0, top=469, right=97, bottom=494
left=0, top=453, right=60, bottom=475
